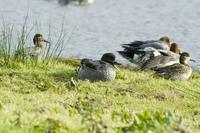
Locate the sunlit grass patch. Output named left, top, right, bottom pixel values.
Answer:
left=1, top=58, right=199, bottom=132
left=0, top=18, right=199, bottom=132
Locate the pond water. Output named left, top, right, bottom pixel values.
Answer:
left=0, top=0, right=200, bottom=69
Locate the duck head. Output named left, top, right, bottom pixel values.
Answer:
left=180, top=52, right=190, bottom=65
left=101, top=53, right=121, bottom=70
left=33, top=34, right=50, bottom=47
left=170, top=43, right=180, bottom=54
left=101, top=53, right=116, bottom=64
left=159, top=36, right=171, bottom=48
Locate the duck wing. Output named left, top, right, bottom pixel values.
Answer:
left=122, top=41, right=169, bottom=54
left=121, top=40, right=158, bottom=47
left=155, top=64, right=186, bottom=75
left=80, top=58, right=98, bottom=70
left=141, top=55, right=163, bottom=69
left=81, top=59, right=109, bottom=71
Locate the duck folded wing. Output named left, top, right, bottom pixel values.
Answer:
left=155, top=64, right=186, bottom=75
left=121, top=40, right=169, bottom=50
left=121, top=40, right=158, bottom=47
left=121, top=41, right=145, bottom=47
left=141, top=55, right=163, bottom=70
left=81, top=59, right=109, bottom=71
left=81, top=59, right=97, bottom=70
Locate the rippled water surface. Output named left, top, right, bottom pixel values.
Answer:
left=0, top=0, right=200, bottom=69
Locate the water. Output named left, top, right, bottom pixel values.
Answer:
left=0, top=0, right=200, bottom=69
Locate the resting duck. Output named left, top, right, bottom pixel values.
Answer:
left=118, top=38, right=181, bottom=69
left=118, top=36, right=171, bottom=64
left=121, top=36, right=171, bottom=52
left=139, top=43, right=181, bottom=69
left=77, top=53, right=120, bottom=81
left=154, top=52, right=192, bottom=80
left=25, top=34, right=49, bottom=60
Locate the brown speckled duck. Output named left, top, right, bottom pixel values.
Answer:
left=154, top=52, right=193, bottom=80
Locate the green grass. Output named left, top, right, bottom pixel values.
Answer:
left=0, top=58, right=199, bottom=132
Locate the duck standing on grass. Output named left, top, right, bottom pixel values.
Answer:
left=154, top=52, right=193, bottom=80
left=16, top=34, right=50, bottom=60
left=77, top=53, right=120, bottom=81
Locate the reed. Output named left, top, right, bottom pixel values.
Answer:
left=0, top=15, right=68, bottom=67
left=0, top=18, right=13, bottom=66
left=43, top=18, right=67, bottom=65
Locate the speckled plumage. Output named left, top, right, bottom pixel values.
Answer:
left=77, top=53, right=117, bottom=81
left=25, top=46, right=44, bottom=60
left=141, top=49, right=180, bottom=69
left=118, top=40, right=181, bottom=69
left=17, top=34, right=49, bottom=61
left=155, top=52, right=192, bottom=80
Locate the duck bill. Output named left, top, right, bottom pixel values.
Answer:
left=113, top=61, right=121, bottom=72
left=190, top=59, right=196, bottom=62
left=113, top=65, right=121, bottom=72
left=43, top=40, right=50, bottom=43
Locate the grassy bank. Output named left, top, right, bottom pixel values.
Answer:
left=0, top=58, right=199, bottom=132
left=0, top=8, right=198, bottom=133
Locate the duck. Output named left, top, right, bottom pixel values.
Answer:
left=140, top=43, right=181, bottom=69
left=118, top=41, right=181, bottom=70
left=77, top=53, right=120, bottom=81
left=154, top=52, right=192, bottom=80
left=23, top=34, right=49, bottom=60
left=118, top=36, right=171, bottom=64
left=121, top=36, right=171, bottom=52
left=58, top=0, right=94, bottom=5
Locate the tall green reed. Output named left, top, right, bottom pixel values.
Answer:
left=0, top=15, right=69, bottom=67
left=43, top=18, right=67, bottom=64
left=0, top=18, right=13, bottom=66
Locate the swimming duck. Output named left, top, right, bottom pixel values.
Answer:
left=25, top=34, right=49, bottom=60
left=154, top=52, right=192, bottom=80
left=77, top=53, right=120, bottom=81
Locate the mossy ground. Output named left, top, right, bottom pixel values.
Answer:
left=0, top=58, right=199, bottom=132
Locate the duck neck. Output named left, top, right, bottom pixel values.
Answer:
left=35, top=44, right=43, bottom=48
left=170, top=47, right=180, bottom=54
left=180, top=59, right=188, bottom=65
